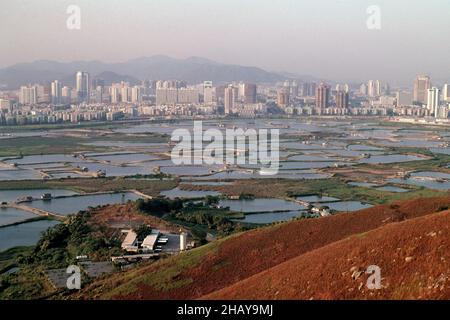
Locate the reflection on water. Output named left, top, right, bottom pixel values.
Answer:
left=0, top=220, right=60, bottom=252
left=233, top=210, right=307, bottom=224
left=219, top=198, right=305, bottom=213
left=359, top=154, right=425, bottom=164
left=160, top=188, right=220, bottom=199
left=320, top=201, right=372, bottom=212
left=0, top=208, right=35, bottom=226
left=29, top=192, right=141, bottom=215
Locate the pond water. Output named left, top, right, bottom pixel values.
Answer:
left=160, top=188, right=221, bottom=199
left=0, top=220, right=60, bottom=252
left=0, top=189, right=77, bottom=203
left=72, top=162, right=154, bottom=177
left=279, top=161, right=350, bottom=170
left=29, top=192, right=142, bottom=215
left=87, top=153, right=158, bottom=163
left=376, top=186, right=409, bottom=193
left=348, top=182, right=379, bottom=188
left=5, top=154, right=78, bottom=165
left=376, top=139, right=442, bottom=148
left=287, top=155, right=336, bottom=161
left=347, top=145, right=384, bottom=151
left=388, top=171, right=450, bottom=190
left=430, top=148, right=450, bottom=155
left=233, top=210, right=307, bottom=224
left=84, top=141, right=169, bottom=149
left=219, top=198, right=306, bottom=213
left=0, top=208, right=35, bottom=226
left=185, top=181, right=233, bottom=186
left=411, top=171, right=450, bottom=179
left=359, top=154, right=425, bottom=164
left=320, top=201, right=372, bottom=212
left=187, top=169, right=330, bottom=181
left=282, top=142, right=335, bottom=150
left=159, top=165, right=221, bottom=176
left=296, top=195, right=340, bottom=203
left=0, top=169, right=42, bottom=180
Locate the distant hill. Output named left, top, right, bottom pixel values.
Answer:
left=76, top=196, right=450, bottom=300
left=0, top=56, right=293, bottom=89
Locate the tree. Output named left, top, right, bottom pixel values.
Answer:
left=133, top=224, right=152, bottom=241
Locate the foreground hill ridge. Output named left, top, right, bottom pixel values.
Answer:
left=203, top=209, right=450, bottom=300
left=77, top=196, right=450, bottom=300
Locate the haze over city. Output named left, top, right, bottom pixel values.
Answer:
left=1, top=0, right=450, bottom=307
left=2, top=0, right=450, bottom=85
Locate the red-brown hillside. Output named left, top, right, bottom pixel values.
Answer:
left=203, top=209, right=450, bottom=300
left=79, top=196, right=450, bottom=300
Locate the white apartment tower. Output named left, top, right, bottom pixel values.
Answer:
left=51, top=80, right=62, bottom=104
left=19, top=85, right=38, bottom=105
left=76, top=71, right=90, bottom=103
left=427, top=87, right=440, bottom=115
left=203, top=81, right=214, bottom=105
left=413, top=75, right=431, bottom=105
left=224, top=85, right=235, bottom=115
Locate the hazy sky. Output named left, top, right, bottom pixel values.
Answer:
left=1, top=0, right=450, bottom=85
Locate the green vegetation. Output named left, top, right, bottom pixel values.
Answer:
left=299, top=179, right=448, bottom=205
left=136, top=198, right=184, bottom=217
left=0, top=136, right=109, bottom=157
left=0, top=211, right=123, bottom=299
left=0, top=216, right=53, bottom=229
left=229, top=177, right=448, bottom=205
left=133, top=224, right=153, bottom=241
left=137, top=197, right=251, bottom=240
left=98, top=239, right=223, bottom=298
left=0, top=177, right=178, bottom=196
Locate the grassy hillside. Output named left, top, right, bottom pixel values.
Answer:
left=76, top=196, right=450, bottom=300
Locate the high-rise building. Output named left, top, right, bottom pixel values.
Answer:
left=300, top=82, right=316, bottom=97
left=291, top=81, right=299, bottom=97
left=177, top=88, right=199, bottom=104
left=413, top=75, right=431, bottom=105
left=94, top=86, right=103, bottom=103
left=243, top=83, right=257, bottom=104
left=62, top=86, right=72, bottom=104
left=19, top=85, right=38, bottom=105
left=111, top=86, right=120, bottom=104
left=155, top=87, right=198, bottom=105
left=360, top=83, right=368, bottom=96
left=396, top=92, right=413, bottom=106
left=92, top=78, right=105, bottom=89
left=51, top=80, right=62, bottom=104
left=76, top=71, right=90, bottom=103
left=442, top=84, right=450, bottom=102
left=383, top=83, right=391, bottom=95
left=121, top=86, right=131, bottom=103
left=224, top=85, right=235, bottom=114
left=131, top=86, right=142, bottom=103
left=335, top=90, right=349, bottom=108
left=203, top=81, right=214, bottom=105
left=367, top=80, right=381, bottom=97
left=427, top=87, right=440, bottom=115
left=277, top=88, right=290, bottom=107
left=315, top=83, right=330, bottom=108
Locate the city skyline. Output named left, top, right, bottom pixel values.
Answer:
left=2, top=0, right=450, bottom=85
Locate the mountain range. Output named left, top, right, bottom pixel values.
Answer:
left=0, top=55, right=317, bottom=89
